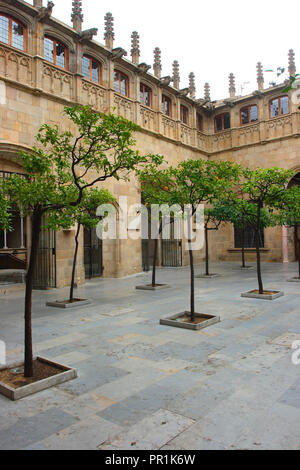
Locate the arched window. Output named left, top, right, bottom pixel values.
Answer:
left=44, top=36, right=68, bottom=69
left=162, top=95, right=171, bottom=117
left=240, top=105, right=258, bottom=125
left=180, top=105, right=189, bottom=125
left=0, top=14, right=26, bottom=51
left=82, top=55, right=101, bottom=83
left=140, top=83, right=152, bottom=107
left=269, top=96, right=289, bottom=118
left=215, top=113, right=231, bottom=132
left=197, top=113, right=203, bottom=131
left=114, top=70, right=129, bottom=97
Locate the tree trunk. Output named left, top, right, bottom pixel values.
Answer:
left=205, top=225, right=209, bottom=276
left=24, top=208, right=43, bottom=378
left=255, top=205, right=264, bottom=295
left=69, top=223, right=81, bottom=302
left=241, top=223, right=246, bottom=268
left=187, top=212, right=195, bottom=322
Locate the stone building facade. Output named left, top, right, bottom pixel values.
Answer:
left=0, top=0, right=299, bottom=287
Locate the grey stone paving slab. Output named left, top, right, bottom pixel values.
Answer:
left=98, top=409, right=195, bottom=450
left=0, top=408, right=76, bottom=450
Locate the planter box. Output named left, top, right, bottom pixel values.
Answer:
left=0, top=357, right=77, bottom=401
left=241, top=290, right=284, bottom=300
left=287, top=277, right=300, bottom=283
left=46, top=299, right=91, bottom=309
left=160, top=311, right=220, bottom=331
left=240, top=266, right=254, bottom=270
left=136, top=284, right=170, bottom=291
left=195, top=274, right=221, bottom=279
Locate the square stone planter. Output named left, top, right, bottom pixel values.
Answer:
left=195, top=274, right=221, bottom=279
left=136, top=284, right=170, bottom=291
left=0, top=357, right=77, bottom=401
left=160, top=311, right=220, bottom=331
left=46, top=299, right=91, bottom=309
left=241, top=290, right=284, bottom=300
left=287, top=277, right=300, bottom=283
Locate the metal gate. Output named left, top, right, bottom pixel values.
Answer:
left=84, top=227, right=103, bottom=279
left=142, top=239, right=150, bottom=272
left=33, top=225, right=56, bottom=289
left=161, top=239, right=182, bottom=267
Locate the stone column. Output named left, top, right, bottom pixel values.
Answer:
left=282, top=224, right=289, bottom=263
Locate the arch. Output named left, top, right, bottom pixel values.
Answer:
left=0, top=12, right=27, bottom=51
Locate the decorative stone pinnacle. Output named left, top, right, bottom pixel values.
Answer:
left=104, top=12, right=114, bottom=50
left=288, top=49, right=296, bottom=77
left=153, top=47, right=162, bottom=79
left=189, top=72, right=196, bottom=99
left=33, top=0, right=43, bottom=7
left=71, top=0, right=83, bottom=32
left=204, top=83, right=211, bottom=101
left=229, top=73, right=236, bottom=98
left=131, top=31, right=140, bottom=65
left=172, top=60, right=180, bottom=89
left=256, top=62, right=264, bottom=91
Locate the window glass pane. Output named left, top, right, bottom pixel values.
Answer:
left=44, top=37, right=54, bottom=63
left=197, top=114, right=203, bottom=130
left=216, top=116, right=223, bottom=131
left=140, top=84, right=144, bottom=104
left=91, top=60, right=99, bottom=82
left=270, top=99, right=279, bottom=117
left=82, top=56, right=90, bottom=79
left=114, top=72, right=119, bottom=92
left=162, top=96, right=170, bottom=116
left=56, top=43, right=65, bottom=68
left=241, top=108, right=249, bottom=124
left=280, top=96, right=289, bottom=115
left=12, top=21, right=24, bottom=50
left=224, top=113, right=230, bottom=129
left=250, top=105, right=258, bottom=122
left=120, top=75, right=127, bottom=96
left=181, top=106, right=188, bottom=124
left=144, top=88, right=151, bottom=107
left=0, top=16, right=9, bottom=45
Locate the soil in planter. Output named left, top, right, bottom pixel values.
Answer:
left=178, top=315, right=208, bottom=325
left=250, top=290, right=279, bottom=295
left=0, top=359, right=63, bottom=389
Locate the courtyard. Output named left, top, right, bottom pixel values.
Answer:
left=0, top=262, right=300, bottom=450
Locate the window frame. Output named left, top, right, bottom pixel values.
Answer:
left=240, top=104, right=258, bottom=125
left=140, top=83, right=152, bottom=107
left=82, top=54, right=102, bottom=84
left=162, top=94, right=172, bottom=117
left=269, top=95, right=289, bottom=118
left=196, top=113, right=203, bottom=131
left=44, top=36, right=68, bottom=70
left=0, top=13, right=26, bottom=51
left=214, top=112, right=231, bottom=132
left=180, top=104, right=189, bottom=125
left=114, top=70, right=129, bottom=97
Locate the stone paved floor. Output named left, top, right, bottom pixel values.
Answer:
left=0, top=262, right=300, bottom=450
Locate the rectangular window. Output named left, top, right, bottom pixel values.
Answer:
left=114, top=71, right=129, bottom=96
left=270, top=96, right=289, bottom=118
left=215, top=113, right=231, bottom=131
left=180, top=105, right=188, bottom=125
left=56, top=42, right=65, bottom=68
left=234, top=226, right=264, bottom=249
left=241, top=105, right=258, bottom=125
left=140, top=84, right=152, bottom=107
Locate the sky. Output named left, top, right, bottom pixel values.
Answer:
left=28, top=0, right=299, bottom=100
